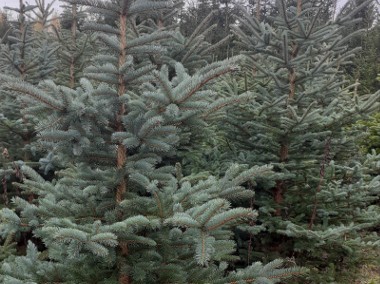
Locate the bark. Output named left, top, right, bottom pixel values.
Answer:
left=69, top=3, right=77, bottom=89
left=275, top=0, right=302, bottom=216
left=116, top=11, right=129, bottom=284
left=116, top=12, right=127, bottom=204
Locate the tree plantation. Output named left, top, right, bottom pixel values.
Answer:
left=0, top=0, right=379, bottom=283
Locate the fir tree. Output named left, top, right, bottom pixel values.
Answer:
left=180, top=0, right=239, bottom=59
left=0, top=0, right=303, bottom=283
left=0, top=0, right=59, bottom=200
left=0, top=9, right=11, bottom=40
left=216, top=0, right=380, bottom=281
left=339, top=0, right=379, bottom=94
left=53, top=0, right=96, bottom=88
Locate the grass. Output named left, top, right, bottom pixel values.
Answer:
left=355, top=247, right=380, bottom=284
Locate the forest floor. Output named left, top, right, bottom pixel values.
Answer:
left=355, top=248, right=380, bottom=284
left=356, top=264, right=380, bottom=284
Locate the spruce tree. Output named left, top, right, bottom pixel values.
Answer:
left=339, top=0, right=379, bottom=94
left=219, top=0, right=380, bottom=281
left=0, top=0, right=59, bottom=204
left=180, top=0, right=238, bottom=59
left=0, top=9, right=11, bottom=40
left=0, top=0, right=303, bottom=283
left=54, top=0, right=96, bottom=88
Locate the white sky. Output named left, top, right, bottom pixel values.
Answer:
left=0, top=0, right=62, bottom=12
left=0, top=0, right=62, bottom=9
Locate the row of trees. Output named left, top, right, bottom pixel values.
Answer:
left=0, top=0, right=379, bottom=283
left=181, top=0, right=379, bottom=90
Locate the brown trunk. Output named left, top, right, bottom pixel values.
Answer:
left=252, top=0, right=261, bottom=78
left=71, top=3, right=77, bottom=42
left=297, top=0, right=302, bottom=15
left=288, top=67, right=296, bottom=102
left=274, top=143, right=288, bottom=215
left=116, top=146, right=127, bottom=203
left=116, top=12, right=129, bottom=284
left=116, top=12, right=127, bottom=204
left=247, top=182, right=255, bottom=264
left=157, top=17, right=164, bottom=29
left=69, top=58, right=75, bottom=89
left=69, top=3, right=77, bottom=89
left=256, top=0, right=261, bottom=22
left=308, top=137, right=331, bottom=229
left=289, top=0, right=302, bottom=101
left=19, top=0, right=26, bottom=80
left=18, top=0, right=31, bottom=164
left=118, top=243, right=130, bottom=284
left=274, top=181, right=283, bottom=206
left=275, top=1, right=302, bottom=214
left=2, top=148, right=9, bottom=206
left=332, top=0, right=338, bottom=21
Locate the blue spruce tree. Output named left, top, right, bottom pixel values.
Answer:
left=216, top=0, right=380, bottom=281
left=0, top=0, right=303, bottom=283
left=0, top=0, right=58, bottom=204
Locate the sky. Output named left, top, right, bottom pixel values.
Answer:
left=0, top=0, right=63, bottom=12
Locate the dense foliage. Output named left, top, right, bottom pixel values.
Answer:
left=0, top=0, right=379, bottom=283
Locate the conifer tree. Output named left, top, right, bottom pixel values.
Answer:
left=133, top=1, right=231, bottom=75
left=0, top=0, right=303, bottom=283
left=54, top=0, right=95, bottom=88
left=0, top=0, right=58, bottom=200
left=217, top=0, right=380, bottom=281
left=0, top=9, right=11, bottom=40
left=180, top=0, right=239, bottom=59
left=339, top=0, right=379, bottom=94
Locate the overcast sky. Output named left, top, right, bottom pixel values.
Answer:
left=0, top=0, right=62, bottom=11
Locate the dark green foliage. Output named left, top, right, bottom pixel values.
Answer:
left=339, top=0, right=379, bottom=94
left=349, top=23, right=380, bottom=95
left=179, top=0, right=239, bottom=60
left=355, top=112, right=380, bottom=153
left=0, top=234, right=16, bottom=263
left=196, top=0, right=380, bottom=282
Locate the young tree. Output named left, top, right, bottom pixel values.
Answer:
left=219, top=0, right=380, bottom=281
left=0, top=0, right=59, bottom=202
left=0, top=9, right=11, bottom=40
left=0, top=0, right=302, bottom=283
left=338, top=0, right=379, bottom=94
left=180, top=0, right=239, bottom=59
left=53, top=0, right=95, bottom=88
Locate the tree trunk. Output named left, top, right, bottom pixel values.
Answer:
left=116, top=11, right=129, bottom=284
left=275, top=0, right=302, bottom=216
